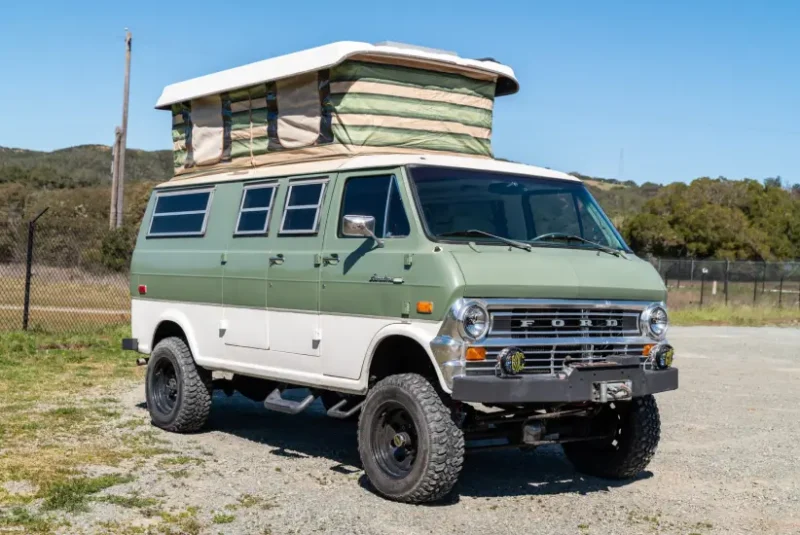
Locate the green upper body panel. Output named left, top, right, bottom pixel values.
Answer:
left=130, top=163, right=666, bottom=325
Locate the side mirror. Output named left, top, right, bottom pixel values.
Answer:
left=342, top=215, right=384, bottom=247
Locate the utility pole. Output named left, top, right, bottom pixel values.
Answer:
left=111, top=29, right=132, bottom=229
left=109, top=126, right=122, bottom=229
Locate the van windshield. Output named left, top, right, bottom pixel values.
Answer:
left=407, top=166, right=629, bottom=252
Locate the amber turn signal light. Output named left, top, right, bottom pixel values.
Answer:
left=642, top=344, right=654, bottom=356
left=465, top=347, right=486, bottom=361
left=416, top=301, right=433, bottom=314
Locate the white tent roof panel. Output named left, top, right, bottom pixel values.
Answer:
left=156, top=41, right=519, bottom=109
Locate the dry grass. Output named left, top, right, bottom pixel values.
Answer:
left=0, top=328, right=160, bottom=532
left=0, top=268, right=130, bottom=332
left=671, top=305, right=800, bottom=326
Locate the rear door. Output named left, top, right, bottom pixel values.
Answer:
left=319, top=170, right=412, bottom=379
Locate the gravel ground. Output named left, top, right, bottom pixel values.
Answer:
left=70, top=327, right=800, bottom=534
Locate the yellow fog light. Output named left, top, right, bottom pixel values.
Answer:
left=465, top=347, right=487, bottom=361
left=651, top=344, right=674, bottom=370
left=497, top=347, right=526, bottom=376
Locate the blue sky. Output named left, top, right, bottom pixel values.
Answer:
left=0, top=0, right=797, bottom=185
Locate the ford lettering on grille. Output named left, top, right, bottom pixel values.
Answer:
left=492, top=308, right=639, bottom=338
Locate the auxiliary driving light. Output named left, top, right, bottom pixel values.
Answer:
left=496, top=347, right=526, bottom=376
left=650, top=344, right=675, bottom=370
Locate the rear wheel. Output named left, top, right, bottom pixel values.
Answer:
left=563, top=395, right=661, bottom=479
left=358, top=373, right=464, bottom=503
left=145, top=337, right=212, bottom=433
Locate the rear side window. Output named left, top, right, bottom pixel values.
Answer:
left=280, top=179, right=328, bottom=234
left=339, top=175, right=410, bottom=238
left=235, top=183, right=277, bottom=235
left=148, top=188, right=213, bottom=237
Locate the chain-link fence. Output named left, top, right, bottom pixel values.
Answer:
left=651, top=258, right=800, bottom=309
left=2, top=207, right=798, bottom=331
left=0, top=211, right=130, bottom=333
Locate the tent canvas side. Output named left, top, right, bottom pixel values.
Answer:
left=164, top=43, right=517, bottom=178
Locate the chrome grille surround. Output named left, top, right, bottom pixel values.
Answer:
left=467, top=299, right=662, bottom=376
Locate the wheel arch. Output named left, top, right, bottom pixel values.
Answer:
left=150, top=308, right=201, bottom=363
left=359, top=323, right=449, bottom=394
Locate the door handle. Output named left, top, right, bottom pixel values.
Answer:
left=269, top=254, right=284, bottom=266
left=322, top=253, right=339, bottom=265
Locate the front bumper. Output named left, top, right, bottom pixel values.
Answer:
left=451, top=367, right=678, bottom=404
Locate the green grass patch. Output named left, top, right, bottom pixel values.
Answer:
left=671, top=305, right=800, bottom=326
left=166, top=469, right=190, bottom=479
left=100, top=492, right=160, bottom=509
left=212, top=512, right=235, bottom=524
left=159, top=507, right=202, bottom=535
left=42, top=473, right=133, bottom=512
left=0, top=506, right=53, bottom=534
left=157, top=455, right=204, bottom=468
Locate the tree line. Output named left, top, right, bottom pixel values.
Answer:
left=0, top=145, right=798, bottom=272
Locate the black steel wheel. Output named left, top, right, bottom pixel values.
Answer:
left=372, top=401, right=419, bottom=478
left=145, top=337, right=212, bottom=433
left=150, top=357, right=179, bottom=416
left=563, top=395, right=661, bottom=479
left=358, top=373, right=464, bottom=503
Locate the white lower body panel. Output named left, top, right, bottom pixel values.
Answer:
left=131, top=299, right=441, bottom=394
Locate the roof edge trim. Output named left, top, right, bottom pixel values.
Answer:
left=155, top=41, right=518, bottom=109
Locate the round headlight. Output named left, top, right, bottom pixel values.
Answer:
left=458, top=302, right=489, bottom=340
left=641, top=305, right=669, bottom=340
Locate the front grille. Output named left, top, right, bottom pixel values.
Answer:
left=466, top=343, right=648, bottom=376
left=489, top=308, right=640, bottom=338
left=467, top=301, right=651, bottom=376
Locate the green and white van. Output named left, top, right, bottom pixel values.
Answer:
left=124, top=42, right=677, bottom=503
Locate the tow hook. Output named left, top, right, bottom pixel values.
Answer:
left=136, top=357, right=149, bottom=367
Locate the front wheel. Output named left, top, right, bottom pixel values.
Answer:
left=563, top=395, right=661, bottom=479
left=358, top=373, right=464, bottom=503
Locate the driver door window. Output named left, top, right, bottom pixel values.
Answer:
left=339, top=175, right=410, bottom=238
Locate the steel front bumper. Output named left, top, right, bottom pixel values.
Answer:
left=451, top=367, right=678, bottom=404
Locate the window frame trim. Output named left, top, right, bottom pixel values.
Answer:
left=278, top=177, right=329, bottom=236
left=233, top=182, right=278, bottom=237
left=337, top=174, right=410, bottom=240
left=146, top=187, right=215, bottom=238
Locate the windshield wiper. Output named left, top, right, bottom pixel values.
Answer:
left=438, top=229, right=532, bottom=251
left=530, top=232, right=622, bottom=257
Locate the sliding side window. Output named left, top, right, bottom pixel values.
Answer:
left=279, top=178, right=328, bottom=235
left=148, top=188, right=213, bottom=237
left=235, top=183, right=277, bottom=235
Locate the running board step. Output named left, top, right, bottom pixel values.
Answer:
left=326, top=398, right=364, bottom=419
left=263, top=389, right=316, bottom=415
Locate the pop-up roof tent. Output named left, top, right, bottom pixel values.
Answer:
left=157, top=41, right=519, bottom=177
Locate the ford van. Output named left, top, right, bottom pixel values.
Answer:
left=124, top=41, right=677, bottom=503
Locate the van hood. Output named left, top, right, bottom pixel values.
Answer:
left=450, top=247, right=666, bottom=302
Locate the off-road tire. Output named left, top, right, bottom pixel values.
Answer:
left=145, top=336, right=212, bottom=433
left=358, top=373, right=464, bottom=503
left=563, top=395, right=661, bottom=479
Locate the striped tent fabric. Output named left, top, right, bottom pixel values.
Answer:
left=170, top=58, right=497, bottom=176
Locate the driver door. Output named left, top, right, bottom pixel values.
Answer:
left=318, top=171, right=412, bottom=380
